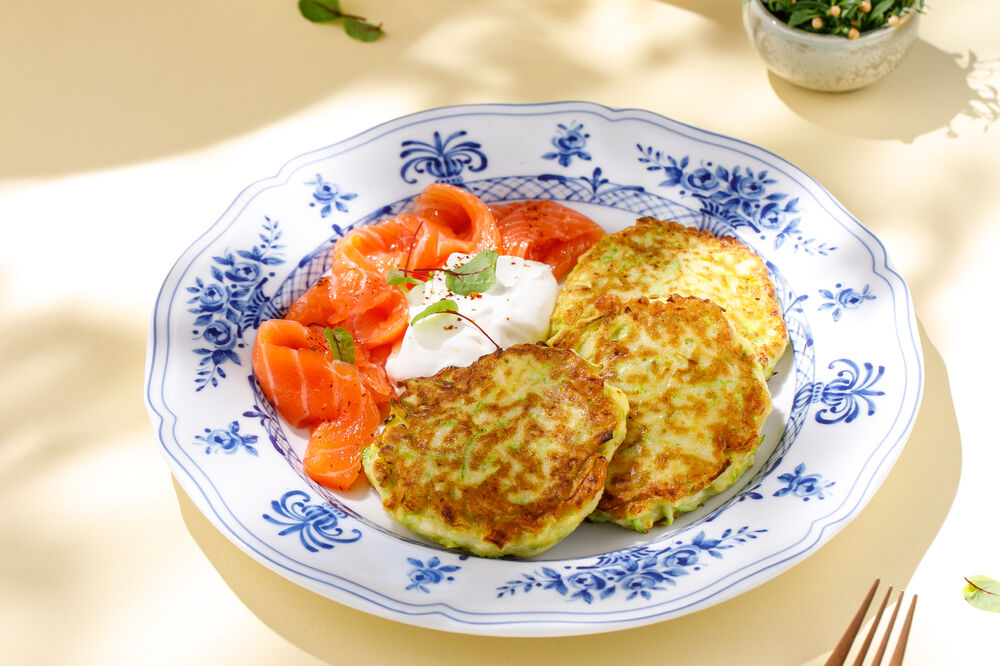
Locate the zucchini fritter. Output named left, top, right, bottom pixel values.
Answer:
left=550, top=296, right=771, bottom=532
left=549, top=217, right=788, bottom=375
left=362, top=343, right=628, bottom=558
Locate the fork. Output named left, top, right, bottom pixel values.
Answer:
left=825, top=579, right=918, bottom=666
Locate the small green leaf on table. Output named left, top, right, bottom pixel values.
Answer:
left=299, top=0, right=343, bottom=22
left=344, top=17, right=384, bottom=42
left=963, top=575, right=1000, bottom=612
left=298, top=0, right=384, bottom=42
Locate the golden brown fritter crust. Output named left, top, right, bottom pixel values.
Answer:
left=550, top=217, right=788, bottom=375
left=549, top=295, right=771, bottom=532
left=362, top=343, right=628, bottom=557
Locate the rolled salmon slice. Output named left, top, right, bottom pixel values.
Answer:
left=490, top=199, right=605, bottom=280
left=410, top=182, right=501, bottom=254
left=285, top=259, right=410, bottom=350
left=283, top=260, right=376, bottom=330
left=335, top=213, right=423, bottom=276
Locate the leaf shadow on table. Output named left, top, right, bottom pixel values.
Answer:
left=0, top=305, right=150, bottom=655
left=0, top=0, right=677, bottom=180
left=0, top=306, right=149, bottom=488
left=769, top=44, right=1000, bottom=142
left=175, top=320, right=958, bottom=666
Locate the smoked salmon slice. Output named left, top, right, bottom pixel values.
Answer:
left=285, top=255, right=408, bottom=350
left=410, top=182, right=501, bottom=256
left=490, top=199, right=605, bottom=280
left=335, top=213, right=423, bottom=276
left=303, top=394, right=381, bottom=490
left=251, top=319, right=378, bottom=430
left=340, top=288, right=409, bottom=349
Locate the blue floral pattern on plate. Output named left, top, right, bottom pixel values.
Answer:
left=542, top=121, right=592, bottom=167
left=263, top=490, right=362, bottom=552
left=794, top=359, right=887, bottom=425
left=305, top=173, right=357, bottom=219
left=186, top=217, right=285, bottom=390
left=406, top=556, right=462, bottom=593
left=721, top=461, right=834, bottom=504
left=637, top=145, right=835, bottom=255
left=146, top=102, right=923, bottom=636
left=195, top=420, right=259, bottom=456
left=498, top=527, right=765, bottom=604
left=818, top=283, right=876, bottom=321
left=400, top=130, right=487, bottom=185
left=774, top=463, right=835, bottom=501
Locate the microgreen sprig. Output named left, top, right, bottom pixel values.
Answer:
left=298, top=0, right=384, bottom=43
left=324, top=326, right=356, bottom=364
left=386, top=269, right=425, bottom=287
left=402, top=219, right=425, bottom=271
left=386, top=250, right=499, bottom=296
left=410, top=298, right=501, bottom=350
left=445, top=250, right=498, bottom=295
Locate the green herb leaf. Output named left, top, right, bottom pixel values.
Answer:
left=872, top=0, right=897, bottom=16
left=386, top=268, right=422, bottom=287
left=344, top=17, right=384, bottom=42
left=411, top=299, right=458, bottom=326
left=408, top=298, right=501, bottom=350
left=963, top=575, right=1000, bottom=612
left=299, top=0, right=343, bottom=22
left=298, top=0, right=384, bottom=42
left=787, top=8, right=814, bottom=28
left=445, top=250, right=499, bottom=296
left=324, top=326, right=356, bottom=364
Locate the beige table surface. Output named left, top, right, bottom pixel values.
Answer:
left=3, top=1, right=998, bottom=664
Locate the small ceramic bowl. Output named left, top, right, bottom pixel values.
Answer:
left=742, top=0, right=921, bottom=92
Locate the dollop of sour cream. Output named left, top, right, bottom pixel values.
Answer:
left=385, top=253, right=558, bottom=383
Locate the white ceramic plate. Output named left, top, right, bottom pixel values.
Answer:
left=145, top=102, right=923, bottom=636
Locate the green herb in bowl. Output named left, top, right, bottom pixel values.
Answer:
left=760, top=0, right=925, bottom=39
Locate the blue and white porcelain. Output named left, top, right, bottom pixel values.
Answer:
left=145, top=102, right=923, bottom=636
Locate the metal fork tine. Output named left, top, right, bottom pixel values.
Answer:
left=886, top=594, right=918, bottom=666
left=825, top=579, right=881, bottom=666
left=871, top=589, right=905, bottom=665
left=851, top=585, right=894, bottom=666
